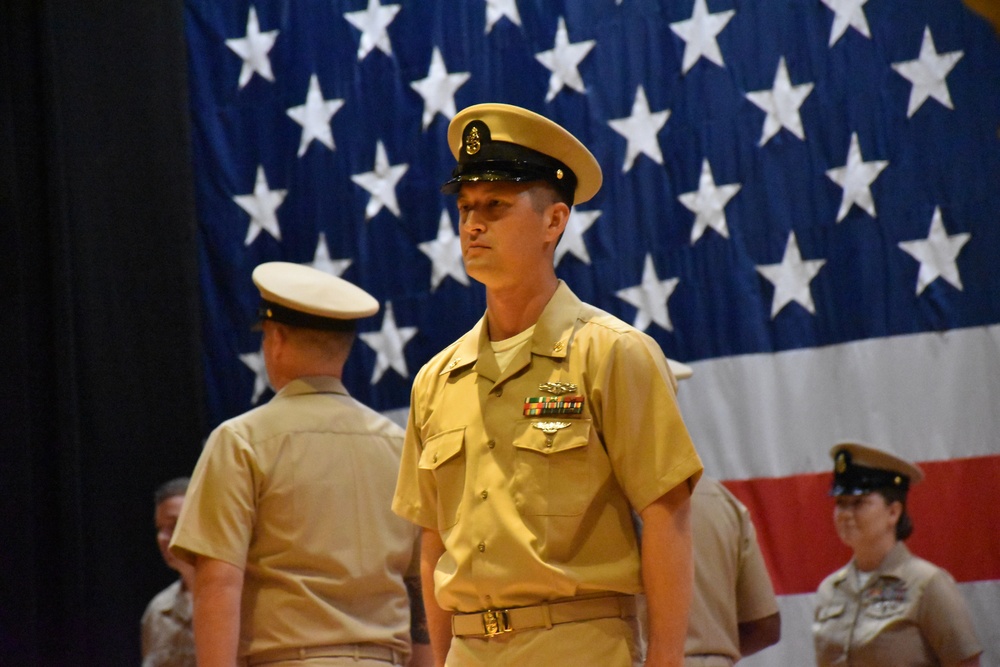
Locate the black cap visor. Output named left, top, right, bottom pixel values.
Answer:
left=442, top=137, right=577, bottom=203
left=830, top=462, right=910, bottom=496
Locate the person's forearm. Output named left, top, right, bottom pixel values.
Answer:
left=193, top=556, right=244, bottom=667
left=639, top=486, right=693, bottom=667
left=737, top=613, right=781, bottom=656
left=420, top=530, right=453, bottom=667
left=953, top=656, right=980, bottom=667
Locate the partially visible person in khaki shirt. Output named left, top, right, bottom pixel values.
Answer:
left=685, top=476, right=780, bottom=667
left=141, top=477, right=195, bottom=667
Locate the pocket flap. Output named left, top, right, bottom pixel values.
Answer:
left=815, top=603, right=845, bottom=622
left=513, top=419, right=591, bottom=455
left=418, top=428, right=465, bottom=470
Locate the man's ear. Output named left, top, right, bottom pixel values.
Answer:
left=545, top=202, right=570, bottom=241
left=272, top=322, right=291, bottom=347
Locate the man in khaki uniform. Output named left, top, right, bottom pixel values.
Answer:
left=812, top=443, right=982, bottom=667
left=171, top=262, right=430, bottom=667
left=392, top=103, right=703, bottom=667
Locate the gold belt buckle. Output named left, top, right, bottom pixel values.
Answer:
left=482, top=609, right=512, bottom=637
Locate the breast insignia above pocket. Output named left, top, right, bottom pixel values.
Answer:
left=537, top=381, right=577, bottom=396
left=532, top=421, right=571, bottom=435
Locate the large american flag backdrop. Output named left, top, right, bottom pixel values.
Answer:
left=185, top=0, right=1000, bottom=662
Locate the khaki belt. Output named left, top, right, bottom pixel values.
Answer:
left=246, top=643, right=402, bottom=665
left=451, top=595, right=636, bottom=638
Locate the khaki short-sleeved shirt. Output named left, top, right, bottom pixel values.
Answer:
left=684, top=476, right=778, bottom=663
left=813, top=542, right=982, bottom=667
left=393, top=281, right=703, bottom=612
left=171, top=376, right=420, bottom=660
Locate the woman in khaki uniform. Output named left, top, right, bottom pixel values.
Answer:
left=812, top=443, right=982, bottom=667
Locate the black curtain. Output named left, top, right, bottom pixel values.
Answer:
left=1, top=0, right=205, bottom=664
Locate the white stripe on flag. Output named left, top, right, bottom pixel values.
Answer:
left=677, top=325, right=1000, bottom=480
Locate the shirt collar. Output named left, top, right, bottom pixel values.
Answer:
left=833, top=541, right=911, bottom=589
left=277, top=375, right=349, bottom=398
left=439, top=280, right=583, bottom=382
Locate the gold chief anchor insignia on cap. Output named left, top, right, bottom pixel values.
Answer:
left=466, top=126, right=481, bottom=155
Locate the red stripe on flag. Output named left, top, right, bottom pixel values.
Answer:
left=723, top=454, right=1000, bottom=596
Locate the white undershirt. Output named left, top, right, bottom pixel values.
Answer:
left=855, top=567, right=877, bottom=589
left=490, top=325, right=535, bottom=373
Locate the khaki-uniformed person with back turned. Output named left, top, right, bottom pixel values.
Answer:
left=812, top=443, right=982, bottom=667
left=648, top=361, right=781, bottom=667
left=392, top=103, right=703, bottom=667
left=170, top=263, right=431, bottom=667
left=685, top=475, right=780, bottom=667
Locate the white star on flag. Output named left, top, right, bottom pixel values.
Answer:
left=410, top=47, right=470, bottom=130
left=308, top=232, right=352, bottom=277
left=821, top=0, right=871, bottom=47
left=615, top=254, right=680, bottom=332
left=225, top=5, right=279, bottom=89
left=351, top=141, right=409, bottom=220
left=898, top=207, right=971, bottom=295
left=670, top=0, right=735, bottom=75
left=233, top=165, right=287, bottom=245
left=534, top=16, right=595, bottom=102
left=344, top=0, right=401, bottom=60
left=238, top=350, right=270, bottom=404
left=891, top=26, right=964, bottom=118
left=678, top=158, right=742, bottom=244
left=286, top=74, right=344, bottom=157
left=418, top=210, right=469, bottom=291
left=756, top=231, right=827, bottom=318
left=825, top=132, right=889, bottom=222
left=555, top=209, right=601, bottom=267
left=359, top=301, right=418, bottom=384
left=607, top=86, right=671, bottom=172
left=485, top=0, right=521, bottom=34
left=745, top=57, right=814, bottom=146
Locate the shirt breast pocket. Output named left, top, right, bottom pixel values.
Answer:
left=418, top=427, right=466, bottom=530
left=512, top=419, right=592, bottom=516
left=864, top=600, right=906, bottom=619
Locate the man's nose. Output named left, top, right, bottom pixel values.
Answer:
left=462, top=210, right=485, bottom=232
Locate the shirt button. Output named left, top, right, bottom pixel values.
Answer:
left=487, top=439, right=496, bottom=449
left=493, top=388, right=503, bottom=397
left=478, top=542, right=486, bottom=553
left=480, top=490, right=488, bottom=500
